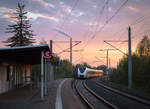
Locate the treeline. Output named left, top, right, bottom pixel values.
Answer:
left=53, top=55, right=74, bottom=79
left=75, top=62, right=107, bottom=72
left=31, top=55, right=75, bottom=79
left=31, top=51, right=107, bottom=79
left=109, top=36, right=150, bottom=93
left=54, top=58, right=107, bottom=79
left=54, top=60, right=107, bottom=79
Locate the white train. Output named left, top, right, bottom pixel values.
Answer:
left=77, top=67, right=103, bottom=79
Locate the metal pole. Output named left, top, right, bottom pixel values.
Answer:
left=70, top=37, right=72, bottom=64
left=128, top=26, right=132, bottom=89
left=70, top=37, right=73, bottom=77
left=50, top=40, right=54, bottom=81
left=108, top=57, right=110, bottom=80
left=48, top=61, right=50, bottom=83
left=50, top=40, right=52, bottom=52
left=109, top=57, right=110, bottom=68
left=44, top=58, right=47, bottom=95
left=47, top=61, right=49, bottom=85
left=41, top=51, right=44, bottom=100
left=107, top=50, right=108, bottom=76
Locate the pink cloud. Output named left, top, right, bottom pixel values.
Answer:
left=37, top=13, right=59, bottom=22
left=0, top=7, right=14, bottom=13
left=126, top=5, right=140, bottom=13
left=1, top=13, right=17, bottom=21
left=31, top=0, right=55, bottom=8
left=27, top=12, right=59, bottom=22
left=61, top=4, right=71, bottom=14
left=0, top=7, right=17, bottom=21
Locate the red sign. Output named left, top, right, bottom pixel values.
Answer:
left=44, top=51, right=52, bottom=58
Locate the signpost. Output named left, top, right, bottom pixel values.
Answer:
left=44, top=51, right=52, bottom=58
left=43, top=50, right=52, bottom=98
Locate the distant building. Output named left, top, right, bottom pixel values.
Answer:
left=0, top=45, right=49, bottom=94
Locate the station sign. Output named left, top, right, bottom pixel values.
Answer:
left=51, top=61, right=61, bottom=66
left=44, top=51, right=52, bottom=58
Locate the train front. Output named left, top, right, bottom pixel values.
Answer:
left=77, top=67, right=86, bottom=79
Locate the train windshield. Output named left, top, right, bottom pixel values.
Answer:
left=79, top=67, right=86, bottom=73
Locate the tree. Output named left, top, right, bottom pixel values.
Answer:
left=136, top=35, right=150, bottom=56
left=83, top=62, right=92, bottom=68
left=97, top=65, right=107, bottom=72
left=109, top=36, right=150, bottom=91
left=3, top=3, right=35, bottom=47
left=54, top=58, right=74, bottom=79
left=39, top=38, right=47, bottom=45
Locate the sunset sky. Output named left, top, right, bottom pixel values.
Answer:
left=0, top=0, right=150, bottom=67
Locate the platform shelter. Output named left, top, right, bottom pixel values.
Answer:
left=0, top=44, right=50, bottom=100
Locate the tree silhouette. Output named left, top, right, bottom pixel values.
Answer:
left=39, top=38, right=47, bottom=45
left=136, top=35, right=150, bottom=56
left=3, top=3, right=35, bottom=47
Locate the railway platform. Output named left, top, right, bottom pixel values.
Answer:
left=0, top=85, right=39, bottom=109
left=0, top=79, right=84, bottom=109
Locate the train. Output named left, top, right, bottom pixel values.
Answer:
left=77, top=67, right=103, bottom=79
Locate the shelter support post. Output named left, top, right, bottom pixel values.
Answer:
left=50, top=40, right=54, bottom=82
left=41, top=51, right=44, bottom=100
left=44, top=58, right=47, bottom=96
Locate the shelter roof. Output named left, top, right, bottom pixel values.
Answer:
left=0, top=44, right=49, bottom=64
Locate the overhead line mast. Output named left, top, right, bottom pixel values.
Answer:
left=99, top=49, right=116, bottom=78
left=128, top=27, right=132, bottom=89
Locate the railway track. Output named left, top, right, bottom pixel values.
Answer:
left=74, top=80, right=117, bottom=109
left=85, top=79, right=150, bottom=109
left=96, top=81, right=150, bottom=106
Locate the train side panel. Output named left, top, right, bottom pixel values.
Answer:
left=77, top=67, right=103, bottom=79
left=86, top=69, right=103, bottom=78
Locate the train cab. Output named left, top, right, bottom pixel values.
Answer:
left=77, top=67, right=86, bottom=78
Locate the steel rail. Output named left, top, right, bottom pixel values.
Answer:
left=74, top=80, right=94, bottom=109
left=96, top=81, right=150, bottom=106
left=83, top=81, right=117, bottom=109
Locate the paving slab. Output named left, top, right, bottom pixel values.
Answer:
left=0, top=85, right=39, bottom=109
left=28, top=80, right=62, bottom=109
left=0, top=79, right=85, bottom=109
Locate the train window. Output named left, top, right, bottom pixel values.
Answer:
left=80, top=75, right=84, bottom=78
left=79, top=67, right=86, bottom=73
left=89, top=71, right=94, bottom=74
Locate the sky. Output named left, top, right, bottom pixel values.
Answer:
left=0, top=0, right=150, bottom=67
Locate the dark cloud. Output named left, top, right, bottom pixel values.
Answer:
left=0, top=0, right=28, bottom=9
